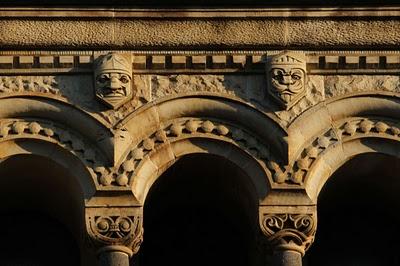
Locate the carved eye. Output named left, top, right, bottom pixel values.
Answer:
left=97, top=74, right=109, bottom=83
left=272, top=69, right=284, bottom=79
left=120, top=75, right=130, bottom=84
left=291, top=70, right=303, bottom=81
left=291, top=74, right=301, bottom=80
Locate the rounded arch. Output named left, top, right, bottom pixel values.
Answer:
left=132, top=136, right=271, bottom=204
left=119, top=95, right=288, bottom=161
left=0, top=119, right=101, bottom=197
left=0, top=152, right=97, bottom=265
left=304, top=129, right=400, bottom=202
left=0, top=97, right=114, bottom=162
left=305, top=152, right=400, bottom=265
left=288, top=95, right=400, bottom=162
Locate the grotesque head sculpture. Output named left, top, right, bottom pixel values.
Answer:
left=266, top=52, right=307, bottom=110
left=94, top=53, right=133, bottom=109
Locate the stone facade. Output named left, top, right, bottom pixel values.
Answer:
left=1, top=6, right=400, bottom=266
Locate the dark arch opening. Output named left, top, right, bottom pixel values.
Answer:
left=137, top=154, right=261, bottom=266
left=305, top=153, right=400, bottom=266
left=0, top=154, right=93, bottom=266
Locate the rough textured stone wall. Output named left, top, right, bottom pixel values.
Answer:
left=1, top=9, right=400, bottom=49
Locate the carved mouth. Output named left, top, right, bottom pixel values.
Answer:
left=102, top=88, right=126, bottom=97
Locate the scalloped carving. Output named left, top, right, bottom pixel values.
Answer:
left=95, top=118, right=274, bottom=187
left=0, top=119, right=103, bottom=183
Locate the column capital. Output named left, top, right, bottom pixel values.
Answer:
left=85, top=207, right=143, bottom=257
left=259, top=207, right=317, bottom=256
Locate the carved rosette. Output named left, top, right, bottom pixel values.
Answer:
left=260, top=212, right=317, bottom=255
left=86, top=207, right=143, bottom=256
left=266, top=51, right=307, bottom=110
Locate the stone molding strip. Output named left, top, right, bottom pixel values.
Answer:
left=2, top=53, right=400, bottom=74
left=2, top=7, right=400, bottom=18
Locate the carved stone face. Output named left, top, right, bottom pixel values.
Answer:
left=267, top=52, right=307, bottom=110
left=94, top=53, right=133, bottom=109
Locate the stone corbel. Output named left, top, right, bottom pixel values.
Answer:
left=259, top=206, right=316, bottom=266
left=93, top=53, right=134, bottom=110
left=85, top=207, right=143, bottom=266
left=266, top=51, right=307, bottom=110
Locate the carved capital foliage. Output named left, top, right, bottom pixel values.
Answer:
left=260, top=211, right=317, bottom=255
left=85, top=207, right=143, bottom=256
left=266, top=51, right=307, bottom=110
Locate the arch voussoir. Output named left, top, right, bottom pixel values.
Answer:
left=295, top=116, right=400, bottom=202
left=118, top=117, right=276, bottom=204
left=0, top=118, right=108, bottom=195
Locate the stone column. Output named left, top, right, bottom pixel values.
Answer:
left=259, top=207, right=317, bottom=266
left=97, top=246, right=133, bottom=266
left=86, top=207, right=143, bottom=266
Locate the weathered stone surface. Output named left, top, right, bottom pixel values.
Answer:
left=2, top=17, right=400, bottom=49
left=149, top=74, right=264, bottom=102
left=324, top=75, right=400, bottom=98
left=0, top=75, right=96, bottom=108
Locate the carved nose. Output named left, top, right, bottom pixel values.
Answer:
left=109, top=77, right=120, bottom=90
left=282, top=75, right=292, bottom=84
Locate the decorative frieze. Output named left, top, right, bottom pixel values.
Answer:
left=324, top=75, right=400, bottom=98
left=2, top=52, right=400, bottom=74
left=149, top=74, right=264, bottom=102
left=0, top=76, right=61, bottom=95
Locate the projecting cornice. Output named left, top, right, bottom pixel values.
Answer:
left=1, top=7, right=400, bottom=50
left=2, top=7, right=400, bottom=18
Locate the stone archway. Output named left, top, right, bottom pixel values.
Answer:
left=305, top=153, right=400, bottom=266
left=0, top=154, right=97, bottom=266
left=137, top=154, right=261, bottom=266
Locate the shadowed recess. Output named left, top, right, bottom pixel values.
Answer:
left=137, top=154, right=261, bottom=266
left=0, top=154, right=85, bottom=266
left=305, top=153, right=400, bottom=266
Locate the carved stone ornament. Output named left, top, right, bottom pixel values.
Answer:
left=86, top=207, right=143, bottom=256
left=266, top=51, right=307, bottom=110
left=94, top=53, right=133, bottom=109
left=260, top=212, right=316, bottom=255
